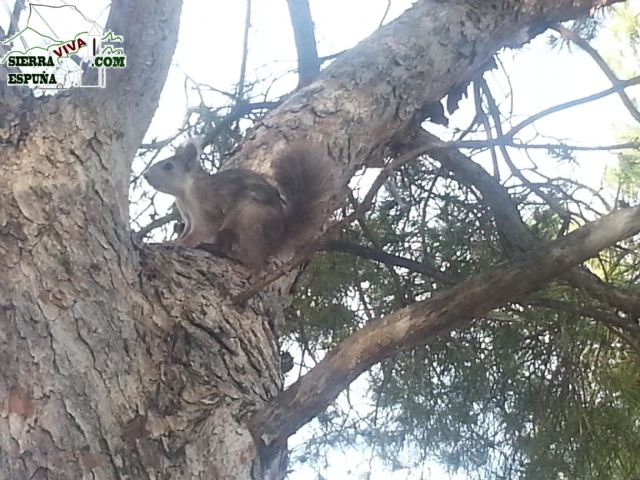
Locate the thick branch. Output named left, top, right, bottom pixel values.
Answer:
left=250, top=205, right=640, bottom=451
left=99, top=0, right=181, bottom=105
left=416, top=130, right=640, bottom=318
left=326, top=240, right=640, bottom=338
left=286, top=0, right=320, bottom=88
left=77, top=0, right=182, bottom=203
left=236, top=0, right=623, bottom=179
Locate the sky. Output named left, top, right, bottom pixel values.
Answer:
left=1, top=0, right=638, bottom=478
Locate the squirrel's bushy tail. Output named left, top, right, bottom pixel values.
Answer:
left=273, top=145, right=335, bottom=246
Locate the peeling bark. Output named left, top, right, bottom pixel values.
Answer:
left=236, top=0, right=621, bottom=179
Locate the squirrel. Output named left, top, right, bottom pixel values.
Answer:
left=143, top=138, right=334, bottom=269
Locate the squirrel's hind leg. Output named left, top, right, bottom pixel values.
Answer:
left=174, top=226, right=216, bottom=247
left=221, top=202, right=284, bottom=269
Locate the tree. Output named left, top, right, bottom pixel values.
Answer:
left=1, top=1, right=639, bottom=479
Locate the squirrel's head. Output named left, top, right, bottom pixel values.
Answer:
left=143, top=138, right=203, bottom=196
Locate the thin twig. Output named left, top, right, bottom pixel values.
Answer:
left=347, top=191, right=412, bottom=306
left=526, top=298, right=640, bottom=338
left=473, top=80, right=500, bottom=179
left=378, top=0, right=392, bottom=28
left=553, top=24, right=640, bottom=124
left=325, top=239, right=456, bottom=285
left=134, top=210, right=179, bottom=241
left=201, top=101, right=281, bottom=146
left=454, top=139, right=640, bottom=151
left=319, top=50, right=346, bottom=64
left=479, top=77, right=572, bottom=230
left=453, top=75, right=640, bottom=149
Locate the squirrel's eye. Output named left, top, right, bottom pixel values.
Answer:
left=162, top=162, right=174, bottom=171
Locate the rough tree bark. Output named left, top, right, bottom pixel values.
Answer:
left=0, top=1, right=631, bottom=480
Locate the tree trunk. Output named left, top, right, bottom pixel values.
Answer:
left=0, top=1, right=625, bottom=479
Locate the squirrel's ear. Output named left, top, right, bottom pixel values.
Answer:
left=181, top=141, right=200, bottom=171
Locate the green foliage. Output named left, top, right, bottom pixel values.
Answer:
left=604, top=2, right=640, bottom=208
left=606, top=2, right=640, bottom=76
left=366, top=310, right=640, bottom=480
left=287, top=26, right=640, bottom=473
left=292, top=242, right=640, bottom=478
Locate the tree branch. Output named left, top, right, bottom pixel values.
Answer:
left=324, top=239, right=457, bottom=285
left=0, top=0, right=25, bottom=87
left=553, top=24, right=640, bottom=124
left=415, top=130, right=640, bottom=318
left=286, top=0, right=320, bottom=88
left=346, top=192, right=413, bottom=306
left=378, top=0, right=392, bottom=28
left=250, top=205, right=640, bottom=453
left=415, top=131, right=534, bottom=255
left=134, top=210, right=179, bottom=241
left=235, top=0, right=624, bottom=181
left=202, top=101, right=280, bottom=145
left=525, top=298, right=640, bottom=338
left=453, top=75, right=640, bottom=150
left=236, top=0, right=252, bottom=100
left=456, top=140, right=640, bottom=151
left=5, top=0, right=25, bottom=39
left=479, top=77, right=573, bottom=231
left=81, top=0, right=182, bottom=188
